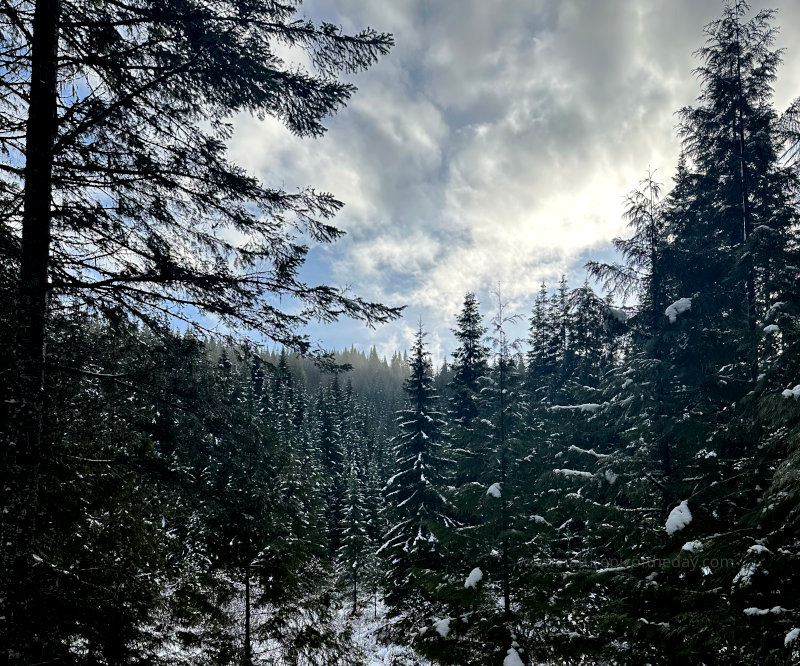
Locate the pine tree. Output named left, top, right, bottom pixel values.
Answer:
left=381, top=326, right=452, bottom=634
left=543, top=275, right=571, bottom=400
left=0, top=3, right=398, bottom=658
left=479, top=291, right=525, bottom=622
left=440, top=290, right=529, bottom=664
left=339, top=449, right=371, bottom=616
left=567, top=282, right=611, bottom=389
left=559, top=4, right=800, bottom=663
left=317, top=376, right=347, bottom=560
left=587, top=169, right=666, bottom=329
left=526, top=282, right=554, bottom=389
left=449, top=292, right=490, bottom=486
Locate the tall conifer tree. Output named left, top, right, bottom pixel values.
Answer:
left=382, top=326, right=451, bottom=633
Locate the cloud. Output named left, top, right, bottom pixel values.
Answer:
left=227, top=0, right=800, bottom=357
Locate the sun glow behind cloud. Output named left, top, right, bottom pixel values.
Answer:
left=227, top=0, right=800, bottom=361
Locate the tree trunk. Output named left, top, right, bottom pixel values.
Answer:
left=735, top=20, right=758, bottom=382
left=244, top=564, right=252, bottom=666
left=499, top=360, right=511, bottom=619
left=244, top=437, right=254, bottom=666
left=2, top=0, right=61, bottom=660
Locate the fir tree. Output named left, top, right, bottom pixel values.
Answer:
left=587, top=169, right=666, bottom=328
left=448, top=292, right=490, bottom=486
left=339, top=449, right=371, bottom=616
left=0, top=2, right=398, bottom=658
left=381, top=326, right=452, bottom=635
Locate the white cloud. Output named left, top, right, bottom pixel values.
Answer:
left=227, top=0, right=800, bottom=355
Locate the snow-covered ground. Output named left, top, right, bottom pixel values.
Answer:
left=345, top=599, right=432, bottom=666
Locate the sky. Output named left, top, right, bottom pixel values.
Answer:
left=227, top=0, right=800, bottom=364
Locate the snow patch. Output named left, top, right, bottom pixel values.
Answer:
left=766, top=301, right=786, bottom=319
left=551, top=403, right=601, bottom=413
left=464, top=567, right=483, bottom=589
left=763, top=324, right=780, bottom=334
left=748, top=544, right=771, bottom=555
left=744, top=607, right=769, bottom=616
left=744, top=606, right=785, bottom=616
left=782, top=384, right=800, bottom=399
left=568, top=444, right=610, bottom=458
left=665, top=500, right=692, bottom=536
left=785, top=628, right=800, bottom=646
left=665, top=297, right=692, bottom=324
left=733, top=561, right=758, bottom=587
left=554, top=468, right=593, bottom=479
left=433, top=618, right=451, bottom=637
left=604, top=469, right=618, bottom=484
left=503, top=647, right=524, bottom=666
left=486, top=483, right=501, bottom=498
left=682, top=540, right=703, bottom=553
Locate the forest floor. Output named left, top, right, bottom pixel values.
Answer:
left=344, top=599, right=432, bottom=665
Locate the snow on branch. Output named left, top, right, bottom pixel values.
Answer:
left=665, top=500, right=692, bottom=535
left=464, top=567, right=483, bottom=589
left=568, top=444, right=610, bottom=458
left=665, top=297, right=692, bottom=324
left=550, top=403, right=602, bottom=413
left=781, top=384, right=800, bottom=399
left=553, top=468, right=593, bottom=479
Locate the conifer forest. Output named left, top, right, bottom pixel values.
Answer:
left=4, top=0, right=800, bottom=664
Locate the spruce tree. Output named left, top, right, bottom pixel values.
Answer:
left=339, top=449, right=371, bottom=616
left=0, top=3, right=399, bottom=659
left=449, top=292, right=490, bottom=486
left=562, top=4, right=800, bottom=663
left=443, top=291, right=528, bottom=664
left=587, top=169, right=666, bottom=329
left=381, top=326, right=452, bottom=636
left=526, top=282, right=554, bottom=390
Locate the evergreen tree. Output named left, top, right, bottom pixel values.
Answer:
left=526, top=282, right=554, bottom=388
left=587, top=169, right=666, bottom=328
left=0, top=2, right=398, bottom=659
left=552, top=4, right=800, bottom=663
left=450, top=294, right=489, bottom=418
left=339, top=449, right=371, bottom=616
left=448, top=292, right=490, bottom=485
left=381, top=326, right=452, bottom=635
left=443, top=290, right=528, bottom=665
left=317, top=376, right=347, bottom=560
